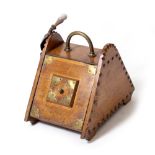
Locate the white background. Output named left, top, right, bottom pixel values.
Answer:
left=0, top=0, right=155, bottom=154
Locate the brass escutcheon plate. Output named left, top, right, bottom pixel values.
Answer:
left=47, top=75, right=78, bottom=107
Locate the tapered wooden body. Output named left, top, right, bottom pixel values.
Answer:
left=25, top=31, right=134, bottom=140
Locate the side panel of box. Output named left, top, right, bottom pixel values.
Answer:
left=81, top=44, right=134, bottom=140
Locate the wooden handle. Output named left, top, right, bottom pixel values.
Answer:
left=40, top=14, right=67, bottom=50
left=54, top=14, right=67, bottom=27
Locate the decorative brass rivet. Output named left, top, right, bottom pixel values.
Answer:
left=118, top=103, right=121, bottom=108
left=73, top=119, right=83, bottom=130
left=88, top=130, right=91, bottom=134
left=44, top=55, right=53, bottom=65
left=102, top=57, right=105, bottom=60
left=111, top=110, right=114, bottom=114
left=97, top=82, right=100, bottom=86
left=93, top=127, right=96, bottom=131
left=88, top=65, right=97, bottom=75
left=106, top=113, right=110, bottom=119
left=97, top=122, right=101, bottom=127
left=114, top=105, right=118, bottom=111
left=107, top=60, right=110, bottom=64
left=30, top=105, right=39, bottom=118
left=119, top=102, right=122, bottom=106
left=94, top=101, right=97, bottom=105
left=91, top=109, right=94, bottom=113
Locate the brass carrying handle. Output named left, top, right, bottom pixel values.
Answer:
left=64, top=31, right=96, bottom=57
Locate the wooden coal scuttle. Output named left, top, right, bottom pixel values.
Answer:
left=25, top=15, right=134, bottom=140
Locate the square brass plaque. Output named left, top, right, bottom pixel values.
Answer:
left=47, top=75, right=78, bottom=107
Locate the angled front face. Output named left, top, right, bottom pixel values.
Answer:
left=30, top=55, right=97, bottom=132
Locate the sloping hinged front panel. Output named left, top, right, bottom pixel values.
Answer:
left=30, top=55, right=97, bottom=132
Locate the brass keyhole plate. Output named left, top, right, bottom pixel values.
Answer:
left=47, top=75, right=78, bottom=107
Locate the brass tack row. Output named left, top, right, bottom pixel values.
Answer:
left=103, top=94, right=129, bottom=121
left=103, top=44, right=134, bottom=93
left=86, top=44, right=134, bottom=138
left=87, top=46, right=124, bottom=132
left=102, top=53, right=119, bottom=68
left=116, top=52, right=134, bottom=89
left=86, top=91, right=132, bottom=137
left=103, top=43, right=117, bottom=55
left=87, top=45, right=133, bottom=138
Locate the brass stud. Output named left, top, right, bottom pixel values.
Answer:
left=99, top=72, right=102, bottom=77
left=88, top=65, right=97, bottom=75
left=89, top=118, right=91, bottom=123
left=102, top=57, right=105, bottom=61
left=88, top=130, right=91, bottom=135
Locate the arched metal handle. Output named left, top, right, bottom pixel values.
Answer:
left=64, top=31, right=96, bottom=57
